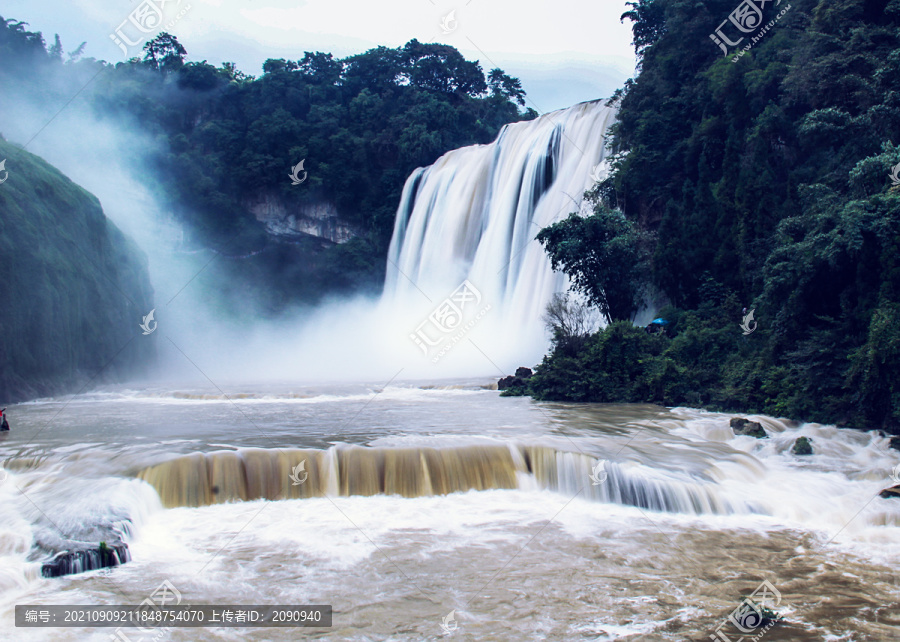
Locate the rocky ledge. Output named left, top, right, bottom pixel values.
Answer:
left=42, top=540, right=130, bottom=578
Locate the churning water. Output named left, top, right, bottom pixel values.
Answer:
left=2, top=382, right=900, bottom=640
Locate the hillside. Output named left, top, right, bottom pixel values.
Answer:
left=528, top=0, right=900, bottom=432
left=0, top=138, right=154, bottom=402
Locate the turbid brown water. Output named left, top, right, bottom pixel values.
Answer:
left=1, top=381, right=899, bottom=640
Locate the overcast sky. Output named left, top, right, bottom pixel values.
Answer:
left=4, top=0, right=638, bottom=112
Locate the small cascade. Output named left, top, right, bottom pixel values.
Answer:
left=41, top=542, right=130, bottom=578
left=137, top=444, right=749, bottom=516
left=0, top=471, right=159, bottom=582
left=525, top=447, right=746, bottom=515
left=138, top=446, right=522, bottom=508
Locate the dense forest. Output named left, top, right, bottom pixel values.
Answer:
left=0, top=17, right=534, bottom=310
left=526, top=0, right=900, bottom=433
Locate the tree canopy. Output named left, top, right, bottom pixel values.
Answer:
left=532, top=0, right=900, bottom=432
left=0, top=20, right=536, bottom=311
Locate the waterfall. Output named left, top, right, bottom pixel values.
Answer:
left=382, top=101, right=617, bottom=358
left=136, top=444, right=749, bottom=516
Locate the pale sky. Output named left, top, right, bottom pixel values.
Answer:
left=4, top=0, right=638, bottom=112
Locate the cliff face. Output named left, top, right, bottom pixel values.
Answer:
left=247, top=193, right=359, bottom=245
left=0, top=139, right=155, bottom=403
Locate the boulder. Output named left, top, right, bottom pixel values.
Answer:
left=730, top=417, right=767, bottom=439
left=499, top=368, right=533, bottom=393
left=41, top=540, right=130, bottom=578
left=791, top=436, right=813, bottom=455
left=890, top=437, right=900, bottom=451
left=497, top=375, right=518, bottom=391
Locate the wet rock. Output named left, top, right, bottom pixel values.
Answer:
left=498, top=367, right=533, bottom=394
left=497, top=375, right=517, bottom=390
left=730, top=417, right=767, bottom=439
left=880, top=485, right=900, bottom=499
left=41, top=540, right=130, bottom=578
left=791, top=436, right=813, bottom=455
left=889, top=437, right=900, bottom=451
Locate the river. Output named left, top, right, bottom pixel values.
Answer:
left=1, top=381, right=899, bottom=640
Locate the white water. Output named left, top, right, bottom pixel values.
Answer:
left=382, top=100, right=616, bottom=363
left=2, top=386, right=900, bottom=640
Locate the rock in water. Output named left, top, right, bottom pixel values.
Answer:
left=880, top=485, right=900, bottom=499
left=791, top=436, right=813, bottom=455
left=41, top=541, right=130, bottom=578
left=498, top=368, right=533, bottom=396
left=730, top=417, right=767, bottom=438
left=497, top=375, right=517, bottom=390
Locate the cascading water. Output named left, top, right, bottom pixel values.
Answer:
left=136, top=443, right=753, bottom=516
left=4, top=388, right=900, bottom=640
left=382, top=100, right=616, bottom=359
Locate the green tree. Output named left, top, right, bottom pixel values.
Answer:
left=487, top=68, right=526, bottom=106
left=143, top=32, right=186, bottom=71
left=537, top=204, right=651, bottom=323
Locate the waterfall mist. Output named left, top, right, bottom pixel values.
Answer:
left=2, top=79, right=615, bottom=384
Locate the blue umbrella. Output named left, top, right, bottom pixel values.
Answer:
left=650, top=318, right=669, bottom=325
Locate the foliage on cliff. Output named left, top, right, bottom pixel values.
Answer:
left=0, top=138, right=154, bottom=402
left=1, top=17, right=535, bottom=309
left=532, top=0, right=900, bottom=432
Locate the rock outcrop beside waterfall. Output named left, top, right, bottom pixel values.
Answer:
left=247, top=193, right=359, bottom=245
left=0, top=139, right=154, bottom=403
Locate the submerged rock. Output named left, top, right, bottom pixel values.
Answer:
left=730, top=417, right=767, bottom=438
left=791, top=436, right=813, bottom=455
left=41, top=541, right=130, bottom=578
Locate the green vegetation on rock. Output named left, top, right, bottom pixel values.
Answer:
left=0, top=138, right=154, bottom=402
